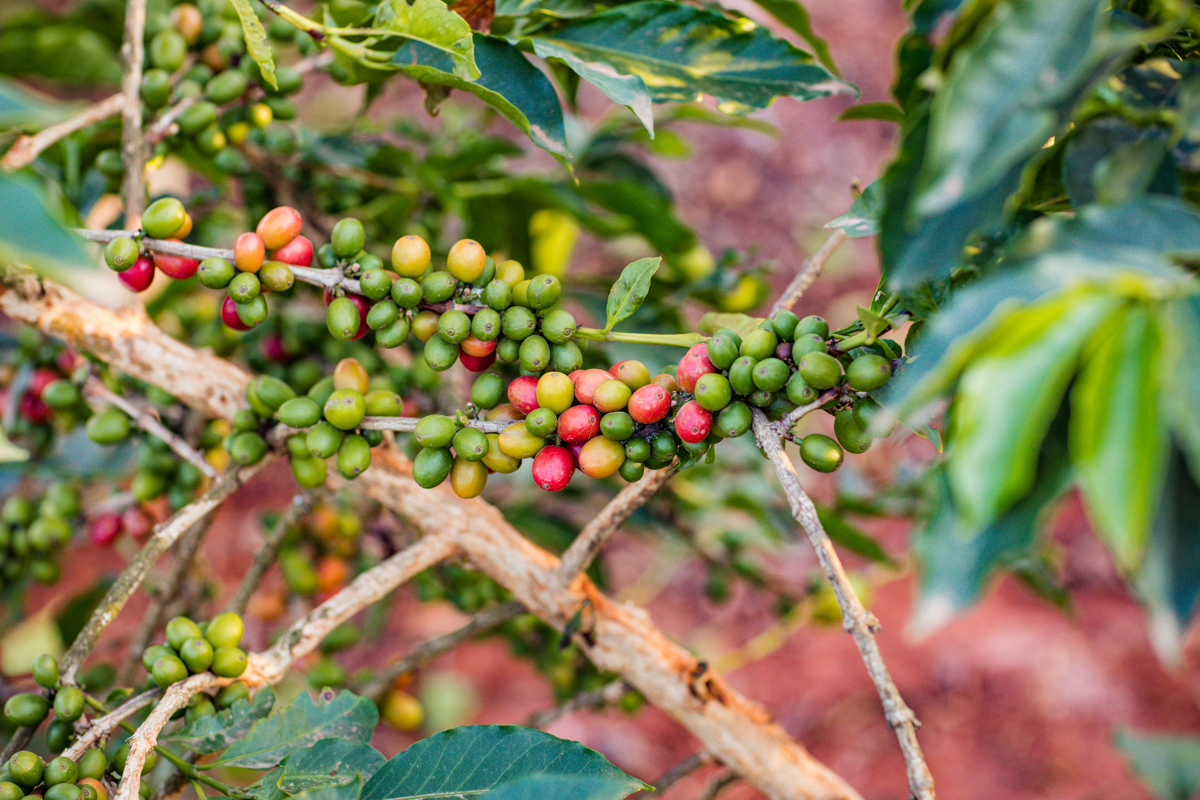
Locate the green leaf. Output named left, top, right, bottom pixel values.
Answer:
left=0, top=423, right=29, bottom=463
left=825, top=180, right=883, bottom=238
left=744, top=0, right=838, bottom=75
left=495, top=0, right=598, bottom=20
left=482, top=775, right=640, bottom=800
left=0, top=77, right=73, bottom=129
left=0, top=22, right=120, bottom=86
left=291, top=776, right=364, bottom=800
left=604, top=257, right=661, bottom=333
left=528, top=39, right=654, bottom=136
left=279, top=739, right=385, bottom=795
left=1163, top=296, right=1200, bottom=479
left=1070, top=306, right=1168, bottom=572
left=360, top=725, right=646, bottom=800
left=947, top=291, right=1118, bottom=527
left=166, top=689, right=276, bottom=755
left=815, top=505, right=895, bottom=565
left=837, top=102, right=904, bottom=122
left=0, top=173, right=90, bottom=271
left=389, top=35, right=568, bottom=158
left=1115, top=729, right=1200, bottom=800
left=54, top=579, right=112, bottom=645
left=376, top=0, right=480, bottom=81
left=227, top=0, right=276, bottom=90
left=526, top=1, right=853, bottom=114
left=697, top=312, right=766, bottom=338
left=211, top=690, right=378, bottom=770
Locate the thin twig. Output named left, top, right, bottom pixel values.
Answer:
left=637, top=752, right=713, bottom=797
left=0, top=94, right=124, bottom=172
left=556, top=467, right=674, bottom=585
left=59, top=459, right=276, bottom=684
left=779, top=388, right=840, bottom=430
left=360, top=600, right=525, bottom=701
left=87, top=378, right=217, bottom=479
left=225, top=491, right=316, bottom=615
left=146, top=96, right=198, bottom=146
left=524, top=678, right=628, bottom=728
left=750, top=409, right=935, bottom=800
left=772, top=229, right=847, bottom=313
left=63, top=689, right=160, bottom=761
left=118, top=0, right=149, bottom=224
left=698, top=772, right=740, bottom=800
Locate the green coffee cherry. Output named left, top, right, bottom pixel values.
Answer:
left=336, top=434, right=371, bottom=479
left=104, top=238, right=139, bottom=272
left=798, top=351, right=842, bottom=390
left=705, top=329, right=741, bottom=370
left=46, top=719, right=73, bottom=753
left=420, top=272, right=456, bottom=303
left=45, top=782, right=82, bottom=800
left=77, top=750, right=106, bottom=781
left=422, top=335, right=459, bottom=372
left=149, top=29, right=187, bottom=70
left=617, top=459, right=645, bottom=483
left=715, top=401, right=751, bottom=438
left=482, top=280, right=511, bottom=310
left=526, top=274, right=561, bottom=310
left=786, top=371, right=818, bottom=405
left=845, top=353, right=892, bottom=392
left=390, top=278, right=423, bottom=309
left=210, top=647, right=248, bottom=678
left=32, top=653, right=59, bottom=689
left=376, top=317, right=411, bottom=349
left=86, top=407, right=132, bottom=445
left=796, top=315, right=829, bottom=339
left=728, top=356, right=758, bottom=396
left=260, top=262, right=294, bottom=292
left=279, top=396, right=322, bottom=428
left=141, top=69, right=172, bottom=108
left=236, top=295, right=269, bottom=328
left=205, top=70, right=249, bottom=104
left=752, top=358, right=790, bottom=393
left=179, top=101, right=218, bottom=136
left=501, top=307, right=537, bottom=341
left=470, top=373, right=505, bottom=409
left=291, top=456, right=328, bottom=488
left=412, top=447, right=453, bottom=489
left=332, top=218, right=367, bottom=258
left=198, top=257, right=235, bottom=289
left=359, top=268, right=391, bottom=301
left=367, top=300, right=400, bottom=330
left=799, top=434, right=843, bottom=473
left=205, top=612, right=244, bottom=649
left=52, top=686, right=84, bottom=723
left=601, top=412, right=635, bottom=441
left=540, top=310, right=576, bottom=344
left=327, top=297, right=361, bottom=341
left=166, top=616, right=204, bottom=650
left=215, top=682, right=251, bottom=708
left=694, top=373, right=732, bottom=412
left=152, top=653, right=189, bottom=687
left=791, top=333, right=826, bottom=357
left=524, top=408, right=557, bottom=438
left=549, top=342, right=583, bottom=374
left=43, top=756, right=77, bottom=787
left=518, top=335, right=550, bottom=373
left=142, top=644, right=174, bottom=672
left=451, top=427, right=488, bottom=461
left=4, top=693, right=49, bottom=727
left=180, top=638, right=214, bottom=674
left=471, top=309, right=501, bottom=342
left=306, top=420, right=344, bottom=458
left=414, top=415, right=456, bottom=449
left=437, top=310, right=471, bottom=344
left=834, top=408, right=872, bottom=454
left=6, top=752, right=43, bottom=790
left=230, top=431, right=268, bottom=465
left=324, top=389, right=366, bottom=430
left=0, top=784, right=19, bottom=800
left=740, top=328, right=777, bottom=360
left=364, top=390, right=402, bottom=417
left=770, top=309, right=800, bottom=341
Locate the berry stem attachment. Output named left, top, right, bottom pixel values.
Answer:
left=574, top=328, right=708, bottom=348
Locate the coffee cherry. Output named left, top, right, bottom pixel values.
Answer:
left=323, top=389, right=366, bottom=430
left=420, top=271, right=457, bottom=303
left=796, top=315, right=829, bottom=339
left=391, top=235, right=431, bottom=278
left=304, top=420, right=342, bottom=459
left=791, top=333, right=825, bottom=358
left=532, top=445, right=574, bottom=492
left=534, top=372, right=574, bottom=415
left=143, top=197, right=187, bottom=240
left=235, top=294, right=269, bottom=328
left=550, top=341, right=583, bottom=374
left=578, top=436, right=625, bottom=479
left=153, top=245, right=200, bottom=280
left=7, top=752, right=44, bottom=790
left=674, top=400, right=713, bottom=444
left=331, top=218, right=366, bottom=258
left=76, top=750, right=106, bottom=783
left=834, top=408, right=872, bottom=454
left=331, top=358, right=368, bottom=394
left=497, top=423, right=545, bottom=460
left=150, top=28, right=187, bottom=70
left=526, top=274, right=561, bottom=310
left=504, top=375, right=538, bottom=415
left=272, top=235, right=314, bottom=267
left=590, top=380, right=630, bottom=413
left=704, top=330, right=741, bottom=370
left=376, top=317, right=411, bottom=348
left=104, top=237, right=139, bottom=272
left=628, top=384, right=671, bottom=424
left=206, top=612, right=244, bottom=648
left=116, top=254, right=154, bottom=292
left=322, top=297, right=356, bottom=340
left=798, top=351, right=842, bottom=390
left=141, top=69, right=171, bottom=108
left=845, top=353, right=892, bottom=392
left=414, top=415, right=457, bottom=449
left=519, top=335, right=550, bottom=373
left=715, top=401, right=751, bottom=438
left=336, top=434, right=371, bottom=479
left=676, top=344, right=716, bottom=393
left=460, top=335, right=497, bottom=359
left=86, top=407, right=132, bottom=445
left=359, top=269, right=392, bottom=302
left=469, top=373, right=505, bottom=410
left=211, top=647, right=248, bottom=678
left=437, top=310, right=471, bottom=344
left=495, top=337, right=521, bottom=363
left=450, top=457, right=488, bottom=498
left=179, top=637, right=214, bottom=674
left=799, top=434, right=843, bottom=472
left=205, top=69, right=249, bottom=104
left=228, top=272, right=261, bottom=305
left=447, top=239, right=487, bottom=282
left=770, top=309, right=800, bottom=341
left=557, top=404, right=600, bottom=444
left=215, top=682, right=251, bottom=708
left=611, top=360, right=652, bottom=390
left=44, top=717, right=72, bottom=751
left=0, top=784, right=20, bottom=800
left=423, top=334, right=460, bottom=371
left=290, top=455, right=327, bottom=488
left=53, top=685, right=84, bottom=722
left=364, top=390, right=403, bottom=417
left=786, top=371, right=818, bottom=405
left=32, top=653, right=59, bottom=688
left=540, top=309, right=577, bottom=344
left=152, top=653, right=188, bottom=687
left=524, top=407, right=558, bottom=438
left=260, top=261, right=294, bottom=292
left=452, top=427, right=489, bottom=461
left=256, top=206, right=303, bottom=250
left=752, top=358, right=790, bottom=392
left=567, top=369, right=606, bottom=406
left=412, top=447, right=454, bottom=488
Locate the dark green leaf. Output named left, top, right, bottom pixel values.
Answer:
left=1069, top=306, right=1168, bottom=572
left=525, top=1, right=853, bottom=114
left=495, top=0, right=598, bottom=20
left=482, top=775, right=640, bottom=800
left=837, top=102, right=903, bottom=122
left=377, top=0, right=480, bottom=80
left=291, top=777, right=364, bottom=800
left=604, top=257, right=661, bottom=332
left=360, top=725, right=646, bottom=800
left=1115, top=729, right=1200, bottom=800
left=815, top=505, right=895, bottom=565
left=528, top=39, right=653, bottom=135
left=825, top=181, right=883, bottom=238
left=390, top=35, right=568, bottom=157
left=0, top=173, right=91, bottom=271
left=166, top=690, right=276, bottom=755
left=1063, top=118, right=1177, bottom=206
left=744, top=0, right=838, bottom=75
left=211, top=690, right=378, bottom=770
left=1165, top=296, right=1200, bottom=478
left=279, top=739, right=385, bottom=794
left=0, top=22, right=120, bottom=85
left=228, top=0, right=276, bottom=90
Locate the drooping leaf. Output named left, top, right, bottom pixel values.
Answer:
left=1115, top=729, right=1200, bottom=800
left=524, top=1, right=854, bottom=114
left=482, top=775, right=641, bottom=800
left=946, top=291, right=1119, bottom=527
left=825, top=180, right=883, bottom=238
left=604, top=257, right=661, bottom=332
left=1069, top=306, right=1168, bottom=572
left=211, top=690, right=377, bottom=770
left=528, top=39, right=654, bottom=136
left=279, top=739, right=385, bottom=795
left=376, top=0, right=481, bottom=80
left=389, top=35, right=568, bottom=157
left=837, top=102, right=904, bottom=123
left=0, top=77, right=74, bottom=129
left=360, top=725, right=646, bottom=800
left=744, top=0, right=837, bottom=75
left=227, top=0, right=276, bottom=90
left=815, top=505, right=895, bottom=565
left=0, top=173, right=90, bottom=271
left=166, top=689, right=276, bottom=755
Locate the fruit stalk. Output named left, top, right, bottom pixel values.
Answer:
left=574, top=327, right=708, bottom=348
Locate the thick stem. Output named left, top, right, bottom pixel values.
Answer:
left=750, top=409, right=935, bottom=800
left=118, top=0, right=148, bottom=224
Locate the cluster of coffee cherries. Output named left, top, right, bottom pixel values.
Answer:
left=141, top=612, right=249, bottom=689
left=0, top=332, right=83, bottom=456
left=273, top=504, right=364, bottom=600
left=94, top=0, right=306, bottom=183
left=0, top=745, right=111, bottom=800
left=85, top=408, right=208, bottom=509
left=0, top=487, right=81, bottom=586
left=101, top=197, right=199, bottom=292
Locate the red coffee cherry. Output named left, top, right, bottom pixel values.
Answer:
left=119, top=255, right=156, bottom=292
left=675, top=343, right=716, bottom=393
left=221, top=294, right=253, bottom=331
left=628, top=384, right=671, bottom=424
left=154, top=242, right=199, bottom=279
left=89, top=513, right=123, bottom=546
left=460, top=334, right=497, bottom=358
left=506, top=375, right=540, bottom=415
left=674, top=399, right=713, bottom=444
left=234, top=232, right=265, bottom=273
left=458, top=350, right=496, bottom=373
left=557, top=404, right=601, bottom=444
left=271, top=234, right=314, bottom=267
left=256, top=206, right=303, bottom=250
left=532, top=445, right=574, bottom=492
left=572, top=369, right=612, bottom=406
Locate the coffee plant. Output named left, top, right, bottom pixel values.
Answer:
left=2, top=0, right=1200, bottom=798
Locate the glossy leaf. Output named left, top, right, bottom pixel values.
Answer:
left=947, top=291, right=1118, bottom=527
left=0, top=173, right=91, bottom=271
left=1165, top=296, right=1200, bottom=479
left=228, top=0, right=276, bottom=89
left=1070, top=307, right=1168, bottom=572
left=279, top=739, right=385, bottom=795
left=389, top=35, right=568, bottom=157
left=481, top=775, right=640, bottom=800
left=1115, top=729, right=1200, bottom=800
left=211, top=689, right=378, bottom=770
left=604, top=257, right=661, bottom=332
left=825, top=181, right=883, bottom=238
left=745, top=0, right=838, bottom=75
left=526, top=1, right=853, bottom=114
left=167, top=689, right=276, bottom=754
left=290, top=777, right=364, bottom=800
left=495, top=0, right=597, bottom=19
left=376, top=0, right=480, bottom=80
left=529, top=39, right=653, bottom=135
left=360, top=725, right=646, bottom=800
left=838, top=102, right=904, bottom=123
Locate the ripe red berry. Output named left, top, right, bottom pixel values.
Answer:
left=676, top=343, right=716, bottom=393
left=507, top=375, right=540, bottom=415
left=122, top=507, right=153, bottom=540
left=18, top=391, right=48, bottom=423
left=674, top=400, right=712, bottom=444
left=89, top=513, right=123, bottom=546
left=628, top=384, right=671, bottom=424
left=256, top=206, right=303, bottom=250
left=557, top=404, right=601, bottom=444
left=29, top=368, right=59, bottom=399
left=271, top=234, right=314, bottom=267
left=262, top=333, right=288, bottom=363
left=234, top=232, right=265, bottom=273
left=460, top=334, right=497, bottom=358
left=458, top=350, right=496, bottom=373
left=119, top=255, right=156, bottom=292
left=572, top=368, right=612, bottom=406
left=153, top=241, right=200, bottom=279
left=532, top=445, right=574, bottom=492
left=221, top=294, right=253, bottom=331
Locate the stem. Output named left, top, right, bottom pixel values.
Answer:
left=118, top=0, right=149, bottom=224
left=575, top=328, right=707, bottom=348
left=524, top=678, right=628, bottom=728
left=225, top=491, right=316, bottom=615
left=0, top=94, right=125, bottom=172
left=86, top=378, right=217, bottom=479
left=773, top=228, right=847, bottom=314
